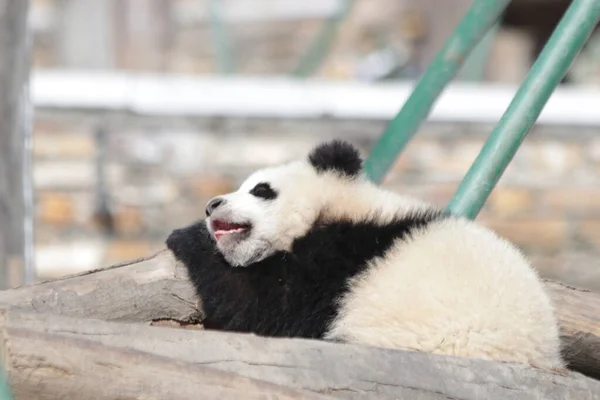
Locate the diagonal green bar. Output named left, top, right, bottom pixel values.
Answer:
left=458, top=22, right=500, bottom=82
left=446, top=0, right=600, bottom=220
left=0, top=367, right=12, bottom=400
left=291, top=0, right=354, bottom=77
left=208, top=0, right=236, bottom=74
left=363, top=0, right=511, bottom=184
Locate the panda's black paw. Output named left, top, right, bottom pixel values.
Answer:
left=166, top=220, right=217, bottom=266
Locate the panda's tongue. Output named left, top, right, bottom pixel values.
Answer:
left=212, top=220, right=248, bottom=240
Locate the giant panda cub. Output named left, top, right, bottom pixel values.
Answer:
left=166, top=139, right=563, bottom=370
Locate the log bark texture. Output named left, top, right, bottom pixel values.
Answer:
left=0, top=250, right=203, bottom=322
left=1, top=249, right=599, bottom=381
left=547, top=280, right=600, bottom=380
left=0, top=326, right=330, bottom=400
left=2, top=308, right=600, bottom=400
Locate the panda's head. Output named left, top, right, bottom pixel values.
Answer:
left=205, top=140, right=364, bottom=266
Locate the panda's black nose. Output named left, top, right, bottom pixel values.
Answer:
left=206, top=197, right=226, bottom=217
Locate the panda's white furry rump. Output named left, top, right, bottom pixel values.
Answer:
left=166, top=140, right=563, bottom=370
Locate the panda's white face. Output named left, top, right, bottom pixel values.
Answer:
left=202, top=139, right=428, bottom=267
left=205, top=161, right=324, bottom=266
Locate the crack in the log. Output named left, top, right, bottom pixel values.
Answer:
left=150, top=317, right=204, bottom=329
left=487, top=383, right=522, bottom=392
left=50, top=329, right=115, bottom=337
left=191, top=362, right=469, bottom=399
left=322, top=387, right=360, bottom=395
left=195, top=359, right=314, bottom=371
left=30, top=301, right=40, bottom=312
left=170, top=293, right=199, bottom=309
left=94, top=361, right=122, bottom=370
left=358, top=378, right=464, bottom=400
left=14, top=362, right=73, bottom=378
left=545, top=279, right=592, bottom=293
left=198, top=361, right=463, bottom=398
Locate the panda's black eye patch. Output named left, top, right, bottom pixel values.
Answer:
left=250, top=182, right=277, bottom=200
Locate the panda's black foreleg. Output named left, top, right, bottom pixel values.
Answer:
left=166, top=220, right=214, bottom=266
left=166, top=220, right=261, bottom=332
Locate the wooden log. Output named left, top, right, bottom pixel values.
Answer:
left=0, top=326, right=329, bottom=400
left=546, top=280, right=600, bottom=380
left=2, top=309, right=600, bottom=400
left=0, top=250, right=203, bottom=322
left=1, top=249, right=600, bottom=381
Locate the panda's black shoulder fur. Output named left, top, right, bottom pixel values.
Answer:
left=166, top=209, right=445, bottom=339
left=308, top=140, right=362, bottom=178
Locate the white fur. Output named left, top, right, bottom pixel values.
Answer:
left=324, top=217, right=563, bottom=369
left=206, top=158, right=563, bottom=369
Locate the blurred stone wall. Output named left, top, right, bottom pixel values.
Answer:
left=33, top=109, right=600, bottom=291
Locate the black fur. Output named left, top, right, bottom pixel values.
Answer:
left=249, top=182, right=278, bottom=200
left=166, top=210, right=444, bottom=339
left=308, top=140, right=362, bottom=178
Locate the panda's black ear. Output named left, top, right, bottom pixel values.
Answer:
left=308, top=140, right=362, bottom=178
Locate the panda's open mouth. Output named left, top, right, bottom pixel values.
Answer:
left=211, top=219, right=251, bottom=241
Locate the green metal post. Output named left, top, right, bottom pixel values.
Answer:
left=446, top=0, right=600, bottom=219
left=0, top=368, right=12, bottom=400
left=458, top=22, right=500, bottom=82
left=208, top=0, right=236, bottom=74
left=291, top=0, right=354, bottom=77
left=362, top=0, right=511, bottom=184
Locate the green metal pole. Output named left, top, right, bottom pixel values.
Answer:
left=362, top=0, right=511, bottom=184
left=0, top=367, right=12, bottom=400
left=291, top=0, right=354, bottom=77
left=446, top=0, right=600, bottom=219
left=458, top=22, right=500, bottom=82
left=208, top=0, right=235, bottom=74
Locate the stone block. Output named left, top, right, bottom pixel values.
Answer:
left=34, top=161, right=95, bottom=189
left=404, top=140, right=444, bottom=170
left=486, top=28, right=533, bottom=83
left=35, top=240, right=106, bottom=279
left=576, top=220, right=600, bottom=249
left=441, top=140, right=484, bottom=174
left=479, top=217, right=568, bottom=250
left=37, top=191, right=76, bottom=226
left=487, top=188, right=534, bottom=216
left=33, top=131, right=95, bottom=159
left=544, top=188, right=600, bottom=216
left=530, top=142, right=583, bottom=175
left=391, top=153, right=411, bottom=173
left=114, top=206, right=144, bottom=236
left=555, top=251, right=600, bottom=292
left=527, top=253, right=563, bottom=280
left=113, top=181, right=180, bottom=206
left=189, top=176, right=236, bottom=201
left=104, top=240, right=158, bottom=264
left=588, top=139, right=600, bottom=164
left=423, top=183, right=459, bottom=207
left=385, top=182, right=458, bottom=209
